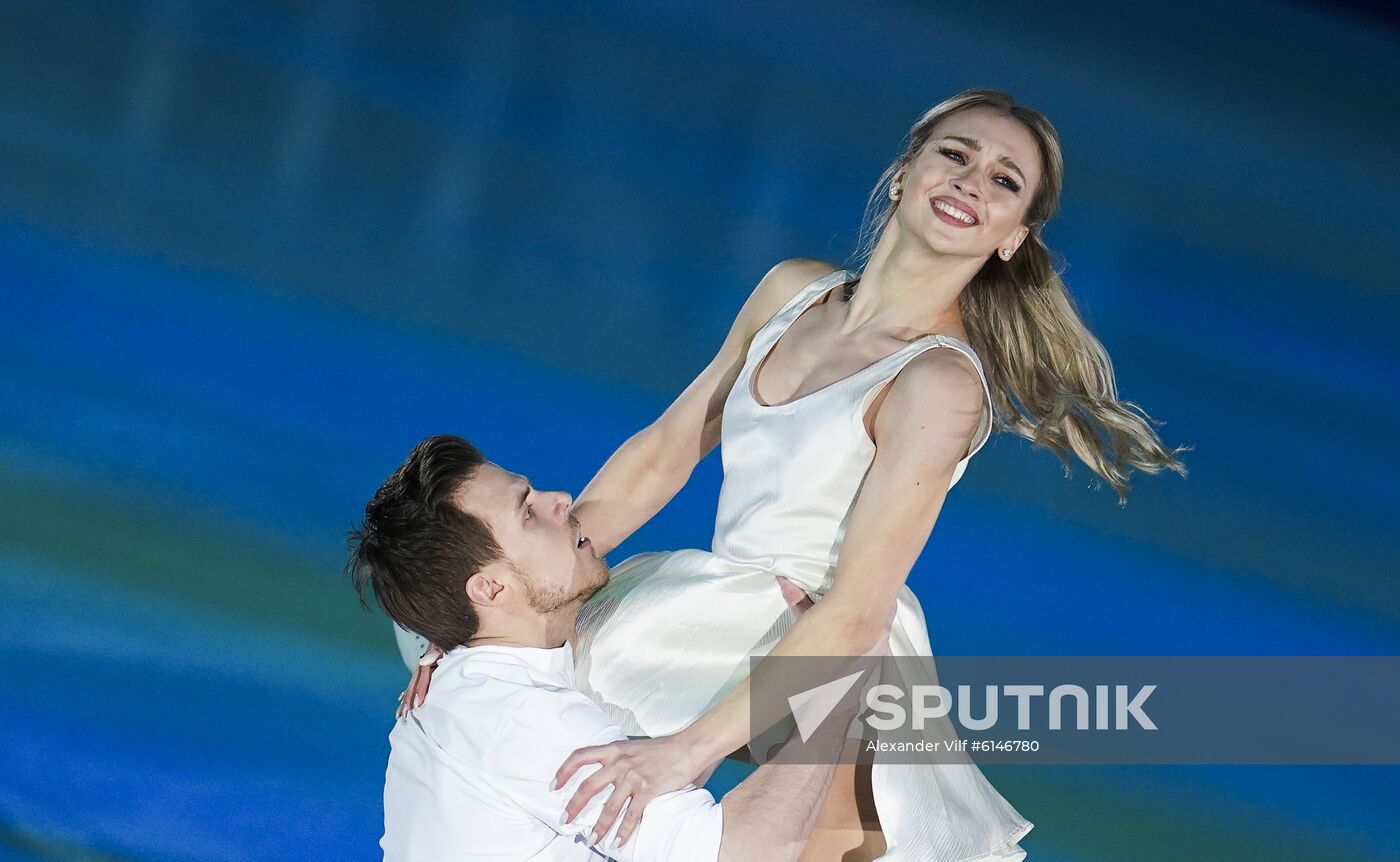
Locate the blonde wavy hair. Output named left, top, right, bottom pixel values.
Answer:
left=851, top=88, right=1189, bottom=504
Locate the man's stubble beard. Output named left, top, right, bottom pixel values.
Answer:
left=523, top=556, right=610, bottom=615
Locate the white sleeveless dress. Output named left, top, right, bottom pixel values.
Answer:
left=572, top=269, right=1033, bottom=861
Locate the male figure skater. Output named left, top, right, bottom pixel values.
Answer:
left=348, top=434, right=880, bottom=861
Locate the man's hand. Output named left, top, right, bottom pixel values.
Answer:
left=553, top=733, right=707, bottom=849
left=397, top=644, right=444, bottom=720
left=550, top=579, right=817, bottom=847
left=775, top=576, right=814, bottom=616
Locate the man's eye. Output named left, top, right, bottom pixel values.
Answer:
left=524, top=505, right=534, bottom=521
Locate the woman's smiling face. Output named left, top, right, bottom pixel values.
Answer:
left=893, top=106, right=1043, bottom=261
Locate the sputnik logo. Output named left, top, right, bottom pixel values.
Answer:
left=788, top=670, right=867, bottom=742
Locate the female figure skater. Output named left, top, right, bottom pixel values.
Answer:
left=400, top=88, right=1187, bottom=860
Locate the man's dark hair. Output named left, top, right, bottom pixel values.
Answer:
left=346, top=434, right=502, bottom=650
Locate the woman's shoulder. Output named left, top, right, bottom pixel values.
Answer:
left=873, top=346, right=988, bottom=453
left=756, top=258, right=843, bottom=304
left=734, top=258, right=843, bottom=333
left=894, top=345, right=986, bottom=401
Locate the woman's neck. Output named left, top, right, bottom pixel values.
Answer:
left=843, top=226, right=985, bottom=341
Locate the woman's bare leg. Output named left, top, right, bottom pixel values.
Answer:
left=797, top=761, right=885, bottom=862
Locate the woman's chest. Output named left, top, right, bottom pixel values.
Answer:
left=751, top=312, right=907, bottom=408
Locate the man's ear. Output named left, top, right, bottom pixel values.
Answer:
left=465, top=563, right=511, bottom=606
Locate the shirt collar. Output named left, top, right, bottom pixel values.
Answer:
left=444, top=639, right=576, bottom=686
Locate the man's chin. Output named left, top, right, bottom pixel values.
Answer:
left=563, top=564, right=608, bottom=604
left=581, top=572, right=608, bottom=604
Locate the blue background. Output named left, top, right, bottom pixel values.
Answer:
left=1, top=1, right=1397, bottom=859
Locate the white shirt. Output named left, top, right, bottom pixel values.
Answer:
left=381, top=641, right=724, bottom=861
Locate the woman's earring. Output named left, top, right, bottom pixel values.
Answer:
left=890, top=184, right=902, bottom=201
left=1001, top=248, right=1013, bottom=260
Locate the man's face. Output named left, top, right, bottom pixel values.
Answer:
left=455, top=462, right=608, bottom=614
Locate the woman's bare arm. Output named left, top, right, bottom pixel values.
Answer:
left=684, top=348, right=988, bottom=751
left=557, top=347, right=989, bottom=833
left=570, top=259, right=839, bottom=556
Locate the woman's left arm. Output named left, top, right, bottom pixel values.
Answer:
left=556, top=348, right=988, bottom=839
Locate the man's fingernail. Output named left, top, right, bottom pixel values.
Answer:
left=590, top=829, right=600, bottom=845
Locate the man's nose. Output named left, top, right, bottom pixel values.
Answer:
left=551, top=491, right=573, bottom=522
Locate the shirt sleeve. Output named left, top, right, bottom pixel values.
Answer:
left=488, top=686, right=723, bottom=862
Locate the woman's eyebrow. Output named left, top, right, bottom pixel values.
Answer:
left=940, top=135, right=1026, bottom=183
